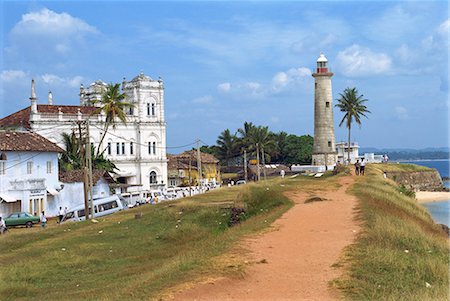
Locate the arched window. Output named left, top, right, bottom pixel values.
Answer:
left=0, top=152, right=7, bottom=160
left=151, top=103, right=156, bottom=116
left=149, top=171, right=157, bottom=184
left=0, top=152, right=6, bottom=175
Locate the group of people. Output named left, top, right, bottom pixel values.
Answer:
left=354, top=159, right=366, bottom=176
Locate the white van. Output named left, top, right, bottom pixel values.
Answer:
left=63, top=195, right=124, bottom=222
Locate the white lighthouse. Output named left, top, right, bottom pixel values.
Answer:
left=311, top=53, right=337, bottom=168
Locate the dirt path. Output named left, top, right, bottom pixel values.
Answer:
left=173, top=175, right=359, bottom=301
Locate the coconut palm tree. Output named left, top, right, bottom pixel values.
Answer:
left=92, top=83, right=134, bottom=157
left=60, top=132, right=82, bottom=171
left=216, top=129, right=240, bottom=164
left=335, top=87, right=370, bottom=163
left=247, top=126, right=276, bottom=159
left=237, top=121, right=256, bottom=151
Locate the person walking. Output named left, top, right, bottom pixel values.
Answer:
left=40, top=211, right=47, bottom=228
left=360, top=158, right=366, bottom=175
left=354, top=159, right=360, bottom=176
left=58, top=207, right=64, bottom=224
left=0, top=217, right=6, bottom=234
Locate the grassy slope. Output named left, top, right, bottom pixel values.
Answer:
left=0, top=175, right=336, bottom=301
left=336, top=164, right=449, bottom=301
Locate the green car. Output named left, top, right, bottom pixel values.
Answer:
left=4, top=212, right=40, bottom=228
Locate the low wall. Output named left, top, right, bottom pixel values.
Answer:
left=385, top=170, right=446, bottom=191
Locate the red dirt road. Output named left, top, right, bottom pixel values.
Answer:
left=173, top=175, right=359, bottom=301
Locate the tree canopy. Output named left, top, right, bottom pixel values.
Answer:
left=203, top=122, right=313, bottom=165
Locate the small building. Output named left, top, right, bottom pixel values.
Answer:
left=57, top=170, right=116, bottom=210
left=336, top=141, right=383, bottom=164
left=0, top=130, right=63, bottom=217
left=167, top=151, right=221, bottom=187
left=336, top=142, right=360, bottom=164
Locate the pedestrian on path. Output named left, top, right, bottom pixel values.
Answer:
left=40, top=211, right=47, bottom=228
left=0, top=217, right=6, bottom=234
left=354, top=159, right=360, bottom=176
left=58, top=207, right=64, bottom=224
left=360, top=159, right=366, bottom=175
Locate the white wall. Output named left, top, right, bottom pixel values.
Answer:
left=0, top=151, right=60, bottom=217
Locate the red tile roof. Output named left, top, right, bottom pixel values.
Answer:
left=0, top=130, right=64, bottom=153
left=59, top=169, right=115, bottom=184
left=167, top=150, right=219, bottom=171
left=0, top=105, right=99, bottom=129
left=177, top=150, right=219, bottom=164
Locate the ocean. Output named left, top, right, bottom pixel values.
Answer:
left=402, top=159, right=449, bottom=226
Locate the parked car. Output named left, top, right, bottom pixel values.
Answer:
left=4, top=212, right=40, bottom=228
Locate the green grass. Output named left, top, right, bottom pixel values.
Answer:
left=374, top=163, right=431, bottom=173
left=0, top=174, right=339, bottom=301
left=335, top=164, right=449, bottom=301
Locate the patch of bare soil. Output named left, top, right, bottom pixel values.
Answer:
left=173, top=175, right=359, bottom=301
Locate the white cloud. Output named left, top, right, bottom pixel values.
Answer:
left=395, top=44, right=416, bottom=63
left=41, top=74, right=84, bottom=88
left=192, top=95, right=213, bottom=104
left=336, top=45, right=392, bottom=77
left=271, top=67, right=311, bottom=92
left=1, top=70, right=28, bottom=82
left=395, top=106, right=409, bottom=120
left=422, top=19, right=449, bottom=51
left=11, top=8, right=97, bottom=37
left=437, top=19, right=450, bottom=36
left=6, top=8, right=98, bottom=60
left=217, top=82, right=231, bottom=93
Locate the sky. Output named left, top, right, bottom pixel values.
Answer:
left=0, top=1, right=448, bottom=150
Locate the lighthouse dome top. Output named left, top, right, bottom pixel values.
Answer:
left=317, top=53, right=328, bottom=63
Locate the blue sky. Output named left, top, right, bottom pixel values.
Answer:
left=1, top=1, right=448, bottom=150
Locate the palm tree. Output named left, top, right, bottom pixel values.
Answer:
left=335, top=87, right=370, bottom=163
left=60, top=132, right=82, bottom=171
left=92, top=83, right=134, bottom=157
left=216, top=129, right=240, bottom=164
left=59, top=133, right=117, bottom=173
left=246, top=126, right=276, bottom=180
left=237, top=121, right=256, bottom=151
left=90, top=144, right=117, bottom=173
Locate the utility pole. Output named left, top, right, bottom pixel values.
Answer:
left=196, top=139, right=202, bottom=187
left=256, top=143, right=260, bottom=181
left=77, top=121, right=89, bottom=220
left=261, top=146, right=267, bottom=180
left=188, top=155, right=192, bottom=196
left=243, top=150, right=248, bottom=182
left=86, top=120, right=94, bottom=219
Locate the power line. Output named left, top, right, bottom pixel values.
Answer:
left=3, top=152, right=44, bottom=171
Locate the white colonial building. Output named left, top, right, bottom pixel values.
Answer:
left=0, top=73, right=168, bottom=192
left=0, top=130, right=63, bottom=217
left=336, top=141, right=383, bottom=164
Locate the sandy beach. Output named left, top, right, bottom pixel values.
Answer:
left=416, top=191, right=450, bottom=203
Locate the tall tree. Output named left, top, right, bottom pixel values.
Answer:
left=270, top=131, right=288, bottom=163
left=247, top=126, right=276, bottom=163
left=59, top=133, right=117, bottom=173
left=335, top=87, right=370, bottom=163
left=92, top=83, right=134, bottom=157
left=60, top=132, right=82, bottom=171
left=237, top=121, right=256, bottom=151
left=216, top=129, right=240, bottom=164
